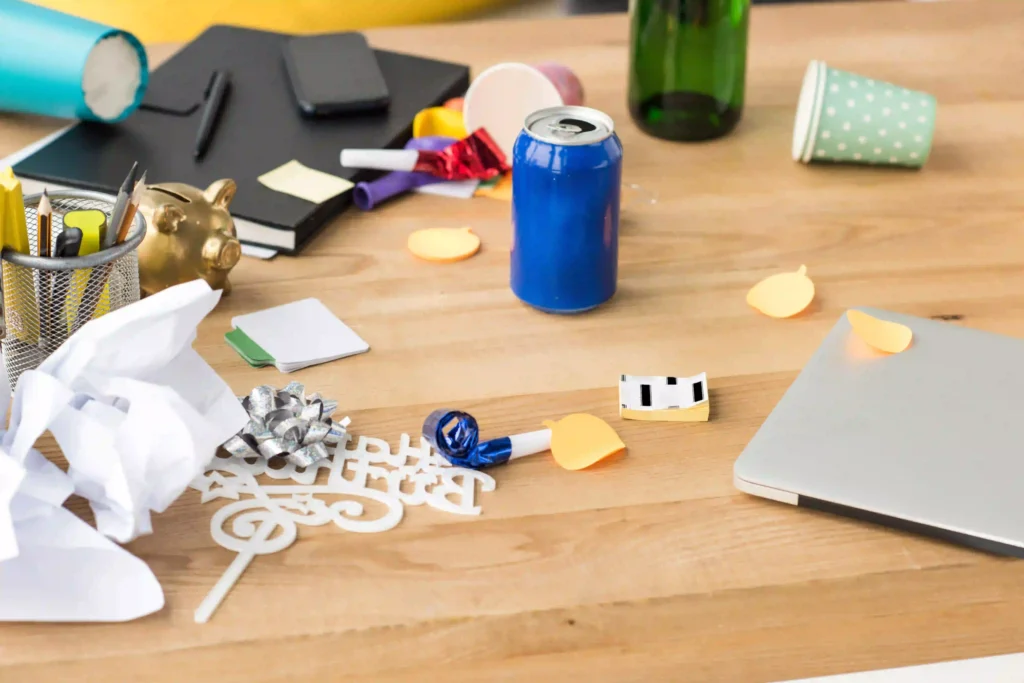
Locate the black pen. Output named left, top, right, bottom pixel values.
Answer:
left=36, top=190, right=52, bottom=345
left=194, top=70, right=231, bottom=160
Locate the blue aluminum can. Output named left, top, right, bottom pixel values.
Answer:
left=511, top=105, right=623, bottom=314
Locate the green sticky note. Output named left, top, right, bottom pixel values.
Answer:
left=477, top=174, right=501, bottom=190
left=225, top=328, right=274, bottom=367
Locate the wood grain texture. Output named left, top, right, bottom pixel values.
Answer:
left=2, top=2, right=1024, bottom=681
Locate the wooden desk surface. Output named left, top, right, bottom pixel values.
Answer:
left=3, top=2, right=1024, bottom=681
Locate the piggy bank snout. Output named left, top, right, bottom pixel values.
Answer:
left=202, top=234, right=242, bottom=270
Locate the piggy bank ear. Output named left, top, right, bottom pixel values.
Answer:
left=154, top=204, right=186, bottom=234
left=204, top=179, right=236, bottom=209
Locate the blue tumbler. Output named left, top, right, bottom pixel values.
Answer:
left=0, top=0, right=147, bottom=122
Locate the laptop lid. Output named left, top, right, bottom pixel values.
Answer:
left=734, top=308, right=1024, bottom=557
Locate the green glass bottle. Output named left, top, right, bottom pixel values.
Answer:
left=628, top=0, right=750, bottom=141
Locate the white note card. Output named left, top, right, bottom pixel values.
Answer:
left=232, top=298, right=369, bottom=373
left=775, top=653, right=1024, bottom=682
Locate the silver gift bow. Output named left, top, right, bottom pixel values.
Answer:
left=222, top=382, right=348, bottom=467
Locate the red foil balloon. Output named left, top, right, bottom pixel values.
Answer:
left=411, top=128, right=510, bottom=180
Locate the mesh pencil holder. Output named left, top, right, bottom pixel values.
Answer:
left=1, top=190, right=145, bottom=387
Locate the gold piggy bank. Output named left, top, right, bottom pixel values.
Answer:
left=137, top=179, right=242, bottom=296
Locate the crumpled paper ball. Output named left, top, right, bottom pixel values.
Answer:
left=0, top=279, right=248, bottom=622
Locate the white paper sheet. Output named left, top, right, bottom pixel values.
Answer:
left=0, top=279, right=248, bottom=621
left=414, top=178, right=480, bottom=199
left=0, top=499, right=165, bottom=622
left=240, top=244, right=278, bottom=260
left=0, top=364, right=163, bottom=622
left=774, top=653, right=1024, bottom=682
left=0, top=125, right=74, bottom=169
left=0, top=454, right=25, bottom=564
left=39, top=279, right=248, bottom=542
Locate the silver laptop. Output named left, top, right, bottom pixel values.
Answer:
left=734, top=308, right=1024, bottom=557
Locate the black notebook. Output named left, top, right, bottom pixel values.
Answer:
left=13, top=25, right=469, bottom=254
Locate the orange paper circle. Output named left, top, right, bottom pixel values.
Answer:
left=408, top=226, right=480, bottom=263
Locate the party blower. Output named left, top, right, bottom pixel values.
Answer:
left=341, top=129, right=508, bottom=181
left=352, top=136, right=456, bottom=210
left=423, top=410, right=626, bottom=470
left=0, top=0, right=147, bottom=122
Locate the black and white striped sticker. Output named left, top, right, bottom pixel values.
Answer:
left=619, top=373, right=708, bottom=411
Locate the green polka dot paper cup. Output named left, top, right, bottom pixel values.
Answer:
left=793, top=61, right=936, bottom=168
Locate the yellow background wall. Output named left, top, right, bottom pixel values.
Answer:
left=26, top=0, right=508, bottom=43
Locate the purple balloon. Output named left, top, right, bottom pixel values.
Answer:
left=353, top=136, right=456, bottom=210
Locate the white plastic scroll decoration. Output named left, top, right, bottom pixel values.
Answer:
left=191, top=388, right=496, bottom=623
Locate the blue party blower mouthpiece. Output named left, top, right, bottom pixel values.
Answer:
left=0, top=0, right=148, bottom=122
left=422, top=409, right=553, bottom=470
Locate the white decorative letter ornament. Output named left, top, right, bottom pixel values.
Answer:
left=191, top=415, right=495, bottom=623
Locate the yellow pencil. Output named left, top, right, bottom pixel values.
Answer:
left=37, top=189, right=52, bottom=257
left=115, top=171, right=146, bottom=244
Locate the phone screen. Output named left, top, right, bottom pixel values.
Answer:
left=283, top=33, right=390, bottom=117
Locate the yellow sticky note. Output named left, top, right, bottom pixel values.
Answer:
left=257, top=160, right=354, bottom=204
left=475, top=172, right=512, bottom=201
left=747, top=264, right=815, bottom=318
left=622, top=403, right=709, bottom=422
left=542, top=414, right=625, bottom=471
left=408, top=226, right=480, bottom=263
left=847, top=310, right=913, bottom=354
left=0, top=167, right=30, bottom=254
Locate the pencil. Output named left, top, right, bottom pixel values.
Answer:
left=105, top=161, right=138, bottom=248
left=37, top=189, right=52, bottom=257
left=115, top=171, right=146, bottom=244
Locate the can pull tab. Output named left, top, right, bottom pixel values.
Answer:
left=547, top=117, right=598, bottom=139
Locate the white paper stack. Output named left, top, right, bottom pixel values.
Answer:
left=230, top=298, right=369, bottom=372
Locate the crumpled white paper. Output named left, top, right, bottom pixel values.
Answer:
left=0, top=279, right=249, bottom=621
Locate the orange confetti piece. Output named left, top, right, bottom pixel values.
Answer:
left=847, top=309, right=913, bottom=353
left=747, top=265, right=815, bottom=318
left=475, top=172, right=512, bottom=201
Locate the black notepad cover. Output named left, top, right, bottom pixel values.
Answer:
left=13, top=25, right=470, bottom=253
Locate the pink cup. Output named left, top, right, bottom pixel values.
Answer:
left=533, top=62, right=584, bottom=107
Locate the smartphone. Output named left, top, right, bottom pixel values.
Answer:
left=282, top=33, right=390, bottom=117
